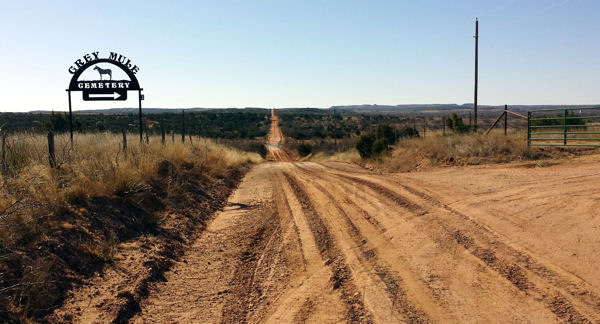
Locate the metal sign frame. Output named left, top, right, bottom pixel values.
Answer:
left=66, top=53, right=144, bottom=143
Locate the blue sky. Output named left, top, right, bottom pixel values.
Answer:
left=0, top=0, right=598, bottom=112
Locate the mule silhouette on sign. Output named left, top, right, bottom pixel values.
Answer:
left=93, top=65, right=112, bottom=80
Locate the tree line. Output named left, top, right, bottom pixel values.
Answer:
left=0, top=111, right=271, bottom=139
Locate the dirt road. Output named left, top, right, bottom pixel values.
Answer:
left=266, top=109, right=293, bottom=162
left=132, top=115, right=600, bottom=323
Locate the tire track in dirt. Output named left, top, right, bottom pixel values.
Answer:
left=282, top=172, right=373, bottom=323
left=309, top=181, right=432, bottom=323
left=219, top=207, right=283, bottom=323
left=373, top=175, right=600, bottom=322
left=387, top=175, right=600, bottom=310
left=363, top=181, right=589, bottom=321
left=312, top=163, right=598, bottom=322
left=390, top=177, right=600, bottom=304
left=292, top=163, right=543, bottom=322
left=289, top=163, right=444, bottom=322
left=263, top=171, right=347, bottom=323
left=131, top=165, right=287, bottom=323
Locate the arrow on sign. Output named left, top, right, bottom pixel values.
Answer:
left=88, top=92, right=122, bottom=100
left=82, top=89, right=127, bottom=101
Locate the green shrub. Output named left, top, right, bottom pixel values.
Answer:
left=376, top=125, right=396, bottom=145
left=356, top=134, right=376, bottom=158
left=445, top=113, right=471, bottom=133
left=297, top=143, right=313, bottom=157
left=372, top=138, right=387, bottom=155
left=397, top=126, right=419, bottom=138
left=531, top=112, right=586, bottom=127
left=355, top=125, right=419, bottom=159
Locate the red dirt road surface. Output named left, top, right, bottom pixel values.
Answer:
left=266, top=109, right=294, bottom=162
left=62, top=111, right=600, bottom=323
left=133, top=112, right=600, bottom=323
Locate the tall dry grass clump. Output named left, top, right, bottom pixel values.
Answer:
left=308, top=150, right=362, bottom=163
left=380, top=131, right=596, bottom=172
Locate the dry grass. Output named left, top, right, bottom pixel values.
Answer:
left=0, top=132, right=262, bottom=321
left=303, top=131, right=600, bottom=172
left=379, top=131, right=599, bottom=172
left=308, top=150, right=362, bottom=163
left=0, top=133, right=261, bottom=213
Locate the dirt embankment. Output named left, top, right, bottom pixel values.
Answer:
left=41, top=161, right=250, bottom=323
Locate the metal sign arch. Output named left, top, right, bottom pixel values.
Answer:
left=68, top=58, right=141, bottom=91
left=66, top=52, right=145, bottom=144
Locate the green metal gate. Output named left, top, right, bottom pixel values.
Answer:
left=528, top=107, right=600, bottom=147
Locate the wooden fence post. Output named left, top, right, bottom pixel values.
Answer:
left=443, top=117, right=446, bottom=135
left=504, top=104, right=508, bottom=136
left=469, top=112, right=472, bottom=130
left=122, top=127, right=127, bottom=157
left=48, top=132, right=56, bottom=168
left=160, top=117, right=165, bottom=145
left=1, top=130, right=7, bottom=178
left=145, top=122, right=149, bottom=144
left=181, top=109, right=185, bottom=143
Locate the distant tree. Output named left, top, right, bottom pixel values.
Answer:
left=372, top=138, right=387, bottom=155
left=531, top=112, right=585, bottom=128
left=355, top=124, right=420, bottom=159
left=297, top=143, right=313, bottom=157
left=397, top=126, right=419, bottom=138
left=445, top=113, right=470, bottom=133
left=376, top=125, right=396, bottom=145
left=356, top=134, right=376, bottom=158
left=45, top=112, right=70, bottom=132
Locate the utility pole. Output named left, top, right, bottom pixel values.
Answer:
left=473, top=18, right=479, bottom=131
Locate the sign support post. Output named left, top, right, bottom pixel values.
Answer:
left=138, top=89, right=143, bottom=143
left=67, top=90, right=73, bottom=145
